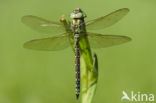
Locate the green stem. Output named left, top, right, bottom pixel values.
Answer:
left=81, top=53, right=98, bottom=103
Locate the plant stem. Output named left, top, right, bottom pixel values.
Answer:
left=81, top=53, right=98, bottom=103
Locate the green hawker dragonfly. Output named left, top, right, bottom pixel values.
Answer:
left=22, top=8, right=131, bottom=100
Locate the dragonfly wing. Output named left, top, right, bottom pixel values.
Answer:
left=87, top=32, right=131, bottom=48
left=23, top=33, right=70, bottom=51
left=21, top=15, right=65, bottom=34
left=86, top=8, right=129, bottom=30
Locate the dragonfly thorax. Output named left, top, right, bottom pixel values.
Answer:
left=71, top=19, right=85, bottom=34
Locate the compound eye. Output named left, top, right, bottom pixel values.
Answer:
left=74, top=8, right=81, bottom=13
left=77, top=8, right=80, bottom=11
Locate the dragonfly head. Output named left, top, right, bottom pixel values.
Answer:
left=70, top=8, right=87, bottom=19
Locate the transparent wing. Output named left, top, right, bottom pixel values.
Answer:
left=23, top=33, right=70, bottom=51
left=86, top=8, right=129, bottom=30
left=21, top=15, right=65, bottom=34
left=87, top=32, right=131, bottom=48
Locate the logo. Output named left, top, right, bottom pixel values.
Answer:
left=121, top=91, right=154, bottom=102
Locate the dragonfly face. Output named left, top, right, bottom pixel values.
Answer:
left=70, top=8, right=87, bottom=19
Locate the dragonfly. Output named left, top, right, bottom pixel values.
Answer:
left=22, top=8, right=131, bottom=99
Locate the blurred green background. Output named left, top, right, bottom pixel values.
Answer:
left=0, top=0, right=156, bottom=103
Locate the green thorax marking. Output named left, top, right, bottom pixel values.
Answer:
left=71, top=19, right=85, bottom=35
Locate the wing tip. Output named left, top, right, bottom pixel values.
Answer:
left=115, top=8, right=130, bottom=16
left=123, top=8, right=130, bottom=11
left=23, top=39, right=37, bottom=50
left=23, top=42, right=31, bottom=49
left=126, top=36, right=132, bottom=42
left=21, top=16, right=25, bottom=23
left=120, top=8, right=130, bottom=12
left=21, top=15, right=33, bottom=23
left=121, top=36, right=132, bottom=43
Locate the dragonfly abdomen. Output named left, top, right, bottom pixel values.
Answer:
left=74, top=34, right=80, bottom=99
